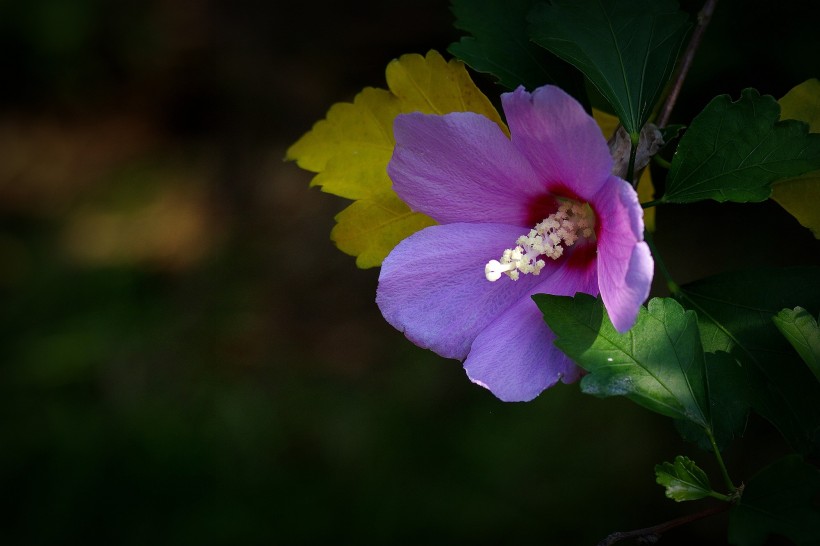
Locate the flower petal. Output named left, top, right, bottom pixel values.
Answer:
left=464, top=261, right=598, bottom=402
left=377, top=222, right=557, bottom=360
left=595, top=177, right=654, bottom=332
left=389, top=112, right=542, bottom=226
left=502, top=86, right=613, bottom=201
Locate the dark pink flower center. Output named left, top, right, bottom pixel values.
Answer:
left=485, top=190, right=598, bottom=282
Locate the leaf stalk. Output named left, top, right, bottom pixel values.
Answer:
left=653, top=155, right=672, bottom=169
left=627, top=132, right=640, bottom=187
left=644, top=229, right=680, bottom=295
left=706, top=427, right=738, bottom=493
left=708, top=490, right=732, bottom=502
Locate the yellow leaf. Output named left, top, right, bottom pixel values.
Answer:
left=287, top=50, right=505, bottom=267
left=592, top=108, right=620, bottom=141
left=772, top=171, right=820, bottom=238
left=384, top=53, right=506, bottom=122
left=774, top=80, right=820, bottom=238
left=779, top=78, right=820, bottom=131
left=288, top=87, right=400, bottom=200
left=636, top=168, right=655, bottom=232
left=593, top=109, right=656, bottom=232
left=331, top=191, right=437, bottom=268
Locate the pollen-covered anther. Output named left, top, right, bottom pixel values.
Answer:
left=484, top=199, right=596, bottom=282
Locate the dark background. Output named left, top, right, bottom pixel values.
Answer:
left=0, top=0, right=818, bottom=544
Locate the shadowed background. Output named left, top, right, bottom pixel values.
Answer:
left=1, top=0, right=818, bottom=544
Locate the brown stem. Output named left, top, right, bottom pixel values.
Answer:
left=596, top=503, right=731, bottom=546
left=655, top=0, right=718, bottom=128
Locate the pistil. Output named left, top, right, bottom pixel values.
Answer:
left=485, top=200, right=596, bottom=282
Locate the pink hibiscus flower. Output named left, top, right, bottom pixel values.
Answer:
left=376, top=85, right=653, bottom=401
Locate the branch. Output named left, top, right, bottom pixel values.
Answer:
left=655, top=0, right=718, bottom=128
left=597, top=503, right=731, bottom=546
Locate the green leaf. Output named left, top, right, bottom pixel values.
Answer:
left=663, top=89, right=820, bottom=204
left=678, top=267, right=820, bottom=456
left=655, top=455, right=714, bottom=502
left=533, top=294, right=708, bottom=427
left=660, top=123, right=685, bottom=145
left=728, top=455, right=820, bottom=546
left=773, top=307, right=820, bottom=383
left=448, top=0, right=586, bottom=97
left=528, top=0, right=690, bottom=135
left=675, top=351, right=751, bottom=452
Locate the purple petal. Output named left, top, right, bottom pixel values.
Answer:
left=377, top=222, right=559, bottom=360
left=389, top=112, right=542, bottom=226
left=502, top=86, right=613, bottom=201
left=464, top=261, right=599, bottom=402
left=595, top=177, right=654, bottom=332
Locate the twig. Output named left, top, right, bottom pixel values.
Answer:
left=655, top=0, right=718, bottom=128
left=597, top=503, right=731, bottom=546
